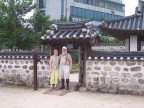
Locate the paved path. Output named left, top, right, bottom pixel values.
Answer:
left=0, top=73, right=144, bottom=108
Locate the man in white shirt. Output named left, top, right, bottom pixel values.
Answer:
left=59, top=46, right=72, bottom=90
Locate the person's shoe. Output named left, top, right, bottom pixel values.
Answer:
left=59, top=86, right=65, bottom=90
left=66, top=79, right=70, bottom=90
left=59, top=79, right=65, bottom=90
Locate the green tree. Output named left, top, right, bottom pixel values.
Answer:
left=60, top=15, right=67, bottom=22
left=29, top=10, right=52, bottom=50
left=30, top=10, right=51, bottom=33
left=69, top=16, right=72, bottom=21
left=60, top=15, right=64, bottom=21
left=0, top=0, right=35, bottom=51
left=63, top=16, right=67, bottom=22
left=100, top=36, right=120, bottom=43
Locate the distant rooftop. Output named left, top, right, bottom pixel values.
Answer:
left=99, top=0, right=144, bottom=38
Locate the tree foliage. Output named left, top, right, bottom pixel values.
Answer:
left=0, top=0, right=52, bottom=51
left=60, top=15, right=68, bottom=22
left=0, top=0, right=35, bottom=51
left=60, top=16, right=74, bottom=22
left=100, top=36, right=120, bottom=43
left=29, top=10, right=52, bottom=50
left=30, top=10, right=51, bottom=34
left=69, top=16, right=72, bottom=21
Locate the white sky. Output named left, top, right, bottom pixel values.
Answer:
left=25, top=0, right=139, bottom=18
left=25, top=10, right=33, bottom=19
left=122, top=0, right=138, bottom=16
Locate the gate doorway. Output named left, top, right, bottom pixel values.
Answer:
left=49, top=44, right=79, bottom=91
left=40, top=20, right=99, bottom=91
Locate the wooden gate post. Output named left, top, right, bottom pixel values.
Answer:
left=33, top=54, right=38, bottom=91
left=83, top=42, right=88, bottom=86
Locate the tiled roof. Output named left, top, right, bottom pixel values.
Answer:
left=101, top=14, right=143, bottom=30
left=100, top=0, right=144, bottom=37
left=41, top=20, right=100, bottom=45
left=0, top=52, right=50, bottom=59
left=88, top=51, right=144, bottom=60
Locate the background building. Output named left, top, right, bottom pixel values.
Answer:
left=34, top=0, right=125, bottom=25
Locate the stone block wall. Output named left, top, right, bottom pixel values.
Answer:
left=86, top=60, right=144, bottom=95
left=0, top=58, right=50, bottom=87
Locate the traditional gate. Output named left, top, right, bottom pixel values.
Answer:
left=40, top=19, right=100, bottom=88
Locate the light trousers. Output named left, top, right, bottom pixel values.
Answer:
left=50, top=69, right=58, bottom=85
left=59, top=65, right=70, bottom=79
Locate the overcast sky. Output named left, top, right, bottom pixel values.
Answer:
left=122, top=0, right=138, bottom=16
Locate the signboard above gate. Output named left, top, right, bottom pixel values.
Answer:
left=67, top=44, right=73, bottom=49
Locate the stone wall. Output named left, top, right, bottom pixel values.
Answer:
left=86, top=60, right=144, bottom=95
left=0, top=58, right=50, bottom=87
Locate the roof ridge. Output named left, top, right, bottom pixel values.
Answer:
left=104, top=14, right=138, bottom=22
left=54, top=19, right=92, bottom=25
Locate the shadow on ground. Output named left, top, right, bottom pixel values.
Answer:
left=43, top=82, right=78, bottom=96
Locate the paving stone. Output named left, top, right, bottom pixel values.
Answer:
left=121, top=78, right=129, bottom=83
left=126, top=61, right=136, bottom=66
left=113, top=77, right=119, bottom=82
left=128, top=84, right=139, bottom=90
left=22, top=65, right=28, bottom=69
left=103, top=66, right=112, bottom=71
left=121, top=73, right=130, bottom=77
left=138, top=79, right=144, bottom=84
left=130, top=66, right=141, bottom=72
left=92, top=72, right=99, bottom=75
left=92, top=82, right=99, bottom=88
left=87, top=67, right=92, bottom=71
left=110, top=61, right=116, bottom=66
left=133, top=73, right=143, bottom=78
left=101, top=71, right=107, bottom=76
left=110, top=72, right=118, bottom=76
left=118, top=89, right=128, bottom=94
left=93, top=77, right=99, bottom=81
left=92, top=88, right=98, bottom=92
left=101, top=83, right=108, bottom=89
left=115, top=67, right=121, bottom=71
left=100, top=76, right=106, bottom=82
left=94, top=67, right=101, bottom=70
left=130, top=78, right=137, bottom=84
left=123, top=68, right=129, bottom=71
left=87, top=61, right=93, bottom=66
left=128, top=90, right=139, bottom=95
left=101, top=61, right=107, bottom=65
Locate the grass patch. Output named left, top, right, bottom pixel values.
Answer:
left=72, top=63, right=79, bottom=73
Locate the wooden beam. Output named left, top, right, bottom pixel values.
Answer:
left=49, top=44, right=52, bottom=57
left=83, top=41, right=88, bottom=86
left=78, top=46, right=83, bottom=86
left=33, top=54, right=38, bottom=91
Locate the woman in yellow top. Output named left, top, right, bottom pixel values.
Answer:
left=49, top=49, right=59, bottom=90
